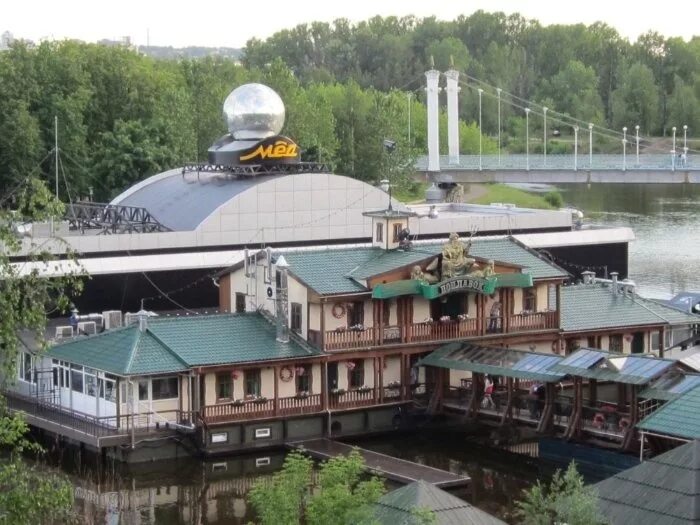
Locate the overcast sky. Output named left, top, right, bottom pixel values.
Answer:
left=4, top=0, right=699, bottom=48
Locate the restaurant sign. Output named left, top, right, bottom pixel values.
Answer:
left=427, top=276, right=496, bottom=299
left=372, top=272, right=533, bottom=300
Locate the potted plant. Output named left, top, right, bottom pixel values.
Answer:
left=232, top=399, right=244, bottom=407
left=331, top=388, right=346, bottom=396
left=254, top=396, right=268, bottom=404
left=358, top=385, right=373, bottom=394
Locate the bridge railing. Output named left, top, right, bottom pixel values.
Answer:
left=417, top=154, right=697, bottom=171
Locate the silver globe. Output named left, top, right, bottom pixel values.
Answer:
left=223, top=83, right=285, bottom=140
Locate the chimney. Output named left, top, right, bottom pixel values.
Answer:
left=581, top=271, right=595, bottom=285
left=425, top=68, right=441, bottom=172
left=445, top=69, right=460, bottom=165
left=137, top=309, right=149, bottom=332
left=610, top=272, right=619, bottom=294
left=275, top=255, right=290, bottom=343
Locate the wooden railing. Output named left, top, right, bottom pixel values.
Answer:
left=317, top=311, right=558, bottom=350
left=329, top=388, right=377, bottom=409
left=410, top=318, right=481, bottom=342
left=324, top=327, right=379, bottom=350
left=201, top=394, right=323, bottom=424
left=508, top=311, right=558, bottom=331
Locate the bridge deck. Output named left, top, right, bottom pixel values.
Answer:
left=288, top=438, right=469, bottom=488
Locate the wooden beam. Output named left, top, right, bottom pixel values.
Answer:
left=501, top=376, right=514, bottom=426
left=537, top=383, right=555, bottom=434
left=274, top=366, right=279, bottom=416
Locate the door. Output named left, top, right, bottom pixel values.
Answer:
left=328, top=363, right=339, bottom=390
left=632, top=332, right=645, bottom=354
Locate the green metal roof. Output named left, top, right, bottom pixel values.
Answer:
left=374, top=480, right=506, bottom=525
left=48, top=313, right=320, bottom=376
left=595, top=440, right=700, bottom=524
left=560, top=283, right=700, bottom=332
left=280, top=237, right=566, bottom=296
left=48, top=326, right=188, bottom=376
left=549, top=348, right=676, bottom=385
left=419, top=342, right=565, bottom=383
left=638, top=384, right=700, bottom=440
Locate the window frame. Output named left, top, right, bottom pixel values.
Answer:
left=347, top=301, right=365, bottom=327
left=151, top=376, right=179, bottom=401
left=295, top=365, right=312, bottom=394
left=348, top=360, right=365, bottom=389
left=216, top=372, right=233, bottom=401
left=291, top=302, right=302, bottom=333
left=376, top=222, right=383, bottom=243
left=392, top=223, right=402, bottom=242
left=235, top=292, right=246, bottom=313
left=245, top=368, right=262, bottom=397
left=523, top=288, right=537, bottom=313
left=609, top=334, right=624, bottom=353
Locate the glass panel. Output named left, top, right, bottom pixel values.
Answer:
left=152, top=377, right=178, bottom=400
left=71, top=370, right=84, bottom=393
left=295, top=365, right=311, bottom=393
left=85, top=374, right=97, bottom=397
left=138, top=380, right=149, bottom=401
left=216, top=373, right=232, bottom=400
left=23, top=352, right=32, bottom=382
left=103, top=380, right=116, bottom=402
left=245, top=369, right=261, bottom=397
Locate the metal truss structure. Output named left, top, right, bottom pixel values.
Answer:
left=66, top=202, right=171, bottom=234
left=181, top=162, right=330, bottom=179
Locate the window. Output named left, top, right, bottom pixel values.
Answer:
left=392, top=223, right=402, bottom=242
left=609, top=335, right=623, bottom=353
left=348, top=360, right=364, bottom=389
left=651, top=332, right=661, bottom=351
left=295, top=365, right=311, bottom=393
left=18, top=352, right=34, bottom=383
left=138, top=380, right=149, bottom=401
left=347, top=301, right=364, bottom=327
left=85, top=373, right=97, bottom=397
left=152, top=377, right=179, bottom=400
left=523, top=288, right=537, bottom=313
left=216, top=373, right=233, bottom=401
left=245, top=369, right=261, bottom=397
left=71, top=365, right=84, bottom=394
left=291, top=303, right=302, bottom=333
left=382, top=300, right=391, bottom=326
left=376, top=223, right=383, bottom=243
left=235, top=293, right=246, bottom=313
left=100, top=377, right=116, bottom=402
left=587, top=336, right=600, bottom=348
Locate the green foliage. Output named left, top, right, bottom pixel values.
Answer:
left=543, top=191, right=564, bottom=208
left=248, top=449, right=387, bottom=525
left=516, top=462, right=606, bottom=525
left=0, top=178, right=83, bottom=524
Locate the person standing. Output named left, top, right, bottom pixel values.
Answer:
left=488, top=301, right=501, bottom=333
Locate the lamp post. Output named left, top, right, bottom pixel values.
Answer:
left=622, top=126, right=627, bottom=171
left=574, top=125, right=579, bottom=171
left=588, top=123, right=594, bottom=169
left=478, top=88, right=483, bottom=171
left=684, top=124, right=688, bottom=167
left=497, top=88, right=502, bottom=166
left=525, top=108, right=530, bottom=171
left=635, top=125, right=640, bottom=167
left=407, top=92, right=412, bottom=147
left=543, top=106, right=548, bottom=167
left=672, top=126, right=677, bottom=171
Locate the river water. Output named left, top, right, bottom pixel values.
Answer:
left=63, top=183, right=698, bottom=523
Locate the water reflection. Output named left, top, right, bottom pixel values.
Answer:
left=60, top=430, right=554, bottom=524
left=561, top=184, right=700, bottom=298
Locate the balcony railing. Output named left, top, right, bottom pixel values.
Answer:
left=202, top=394, right=322, bottom=424
left=314, top=311, right=558, bottom=350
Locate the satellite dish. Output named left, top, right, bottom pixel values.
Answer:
left=692, top=302, right=700, bottom=314
left=267, top=287, right=273, bottom=298
left=398, top=228, right=411, bottom=241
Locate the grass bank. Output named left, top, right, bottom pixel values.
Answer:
left=469, top=183, right=555, bottom=209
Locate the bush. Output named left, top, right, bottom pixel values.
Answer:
left=544, top=191, right=563, bottom=208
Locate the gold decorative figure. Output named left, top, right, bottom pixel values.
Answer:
left=441, top=232, right=475, bottom=278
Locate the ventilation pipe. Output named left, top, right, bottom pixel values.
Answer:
left=275, top=255, right=290, bottom=343
left=581, top=271, right=595, bottom=285
left=425, top=66, right=441, bottom=172
left=610, top=272, right=619, bottom=294
left=445, top=69, right=460, bottom=165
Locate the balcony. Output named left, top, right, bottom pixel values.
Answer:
left=310, top=311, right=558, bottom=351
left=202, top=394, right=322, bottom=424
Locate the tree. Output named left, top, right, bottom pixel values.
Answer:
left=248, top=449, right=387, bottom=525
left=516, top=462, right=606, bottom=525
left=611, top=62, right=660, bottom=135
left=0, top=177, right=84, bottom=524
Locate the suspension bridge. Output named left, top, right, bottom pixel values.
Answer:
left=415, top=69, right=700, bottom=184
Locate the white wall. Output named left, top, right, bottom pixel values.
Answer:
left=383, top=357, right=402, bottom=384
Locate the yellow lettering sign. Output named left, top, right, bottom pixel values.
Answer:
left=240, top=140, right=298, bottom=162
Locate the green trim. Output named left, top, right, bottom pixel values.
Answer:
left=371, top=272, right=533, bottom=299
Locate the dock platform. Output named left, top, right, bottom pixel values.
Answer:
left=288, top=438, right=469, bottom=488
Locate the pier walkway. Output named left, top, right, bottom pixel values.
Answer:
left=288, top=438, right=469, bottom=488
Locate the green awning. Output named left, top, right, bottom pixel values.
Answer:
left=372, top=273, right=533, bottom=300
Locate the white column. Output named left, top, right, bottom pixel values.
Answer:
left=445, top=70, right=460, bottom=165
left=426, top=69, right=441, bottom=172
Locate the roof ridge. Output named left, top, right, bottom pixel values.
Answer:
left=143, top=328, right=192, bottom=369
left=123, top=329, right=142, bottom=375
